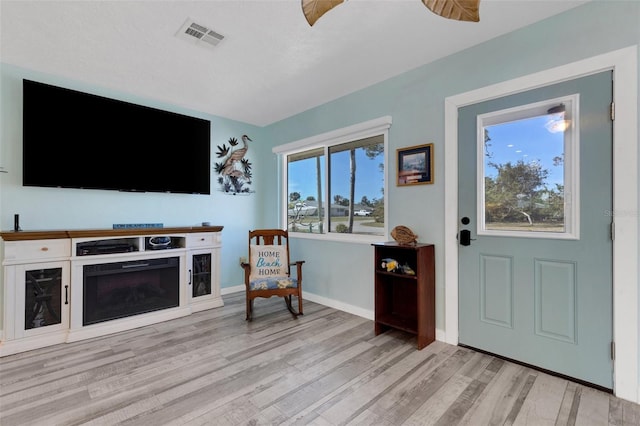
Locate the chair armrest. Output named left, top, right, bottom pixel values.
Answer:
left=290, top=260, right=304, bottom=287
left=241, top=262, right=252, bottom=288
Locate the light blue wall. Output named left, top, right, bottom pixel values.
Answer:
left=263, top=1, right=640, bottom=325
left=0, top=64, right=266, bottom=292
left=0, top=1, right=638, bottom=346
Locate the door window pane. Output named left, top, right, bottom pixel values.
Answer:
left=480, top=97, right=577, bottom=238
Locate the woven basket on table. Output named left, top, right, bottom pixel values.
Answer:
left=390, top=225, right=418, bottom=245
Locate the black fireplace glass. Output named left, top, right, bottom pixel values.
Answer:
left=25, top=267, right=63, bottom=330
left=83, top=257, right=180, bottom=326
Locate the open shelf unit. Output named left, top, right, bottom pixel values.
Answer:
left=373, top=242, right=435, bottom=350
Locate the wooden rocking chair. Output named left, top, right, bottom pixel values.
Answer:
left=240, top=229, right=304, bottom=321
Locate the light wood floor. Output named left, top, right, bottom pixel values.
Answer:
left=1, top=292, right=640, bottom=426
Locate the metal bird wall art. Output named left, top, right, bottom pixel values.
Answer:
left=214, top=135, right=254, bottom=194
left=302, top=0, right=480, bottom=26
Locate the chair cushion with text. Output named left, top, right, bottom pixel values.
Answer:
left=249, top=244, right=298, bottom=290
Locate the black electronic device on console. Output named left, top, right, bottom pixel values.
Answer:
left=77, top=241, right=136, bottom=256
left=145, top=236, right=173, bottom=250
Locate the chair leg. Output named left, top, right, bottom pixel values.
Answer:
left=246, top=298, right=253, bottom=321
left=298, top=294, right=303, bottom=316
left=284, top=295, right=300, bottom=319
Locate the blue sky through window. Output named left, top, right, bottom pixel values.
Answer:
left=485, top=115, right=565, bottom=187
left=288, top=148, right=384, bottom=205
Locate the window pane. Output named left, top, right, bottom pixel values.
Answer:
left=328, top=136, right=384, bottom=235
left=483, top=107, right=568, bottom=233
left=287, top=149, right=325, bottom=234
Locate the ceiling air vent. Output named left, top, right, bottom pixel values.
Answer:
left=175, top=19, right=225, bottom=50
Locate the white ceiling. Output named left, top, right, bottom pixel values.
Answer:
left=0, top=0, right=589, bottom=127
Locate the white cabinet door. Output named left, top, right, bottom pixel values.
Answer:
left=14, top=261, right=70, bottom=339
left=187, top=248, right=223, bottom=312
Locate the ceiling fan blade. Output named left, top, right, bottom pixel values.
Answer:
left=421, top=0, right=480, bottom=22
left=301, top=0, right=346, bottom=26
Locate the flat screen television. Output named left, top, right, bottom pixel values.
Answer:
left=23, top=79, right=211, bottom=194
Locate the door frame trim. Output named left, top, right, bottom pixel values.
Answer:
left=443, top=46, right=638, bottom=402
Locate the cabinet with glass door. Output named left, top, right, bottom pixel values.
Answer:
left=186, top=233, right=223, bottom=311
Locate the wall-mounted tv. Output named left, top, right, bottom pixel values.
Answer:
left=23, top=79, right=211, bottom=194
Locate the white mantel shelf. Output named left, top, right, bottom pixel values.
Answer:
left=0, top=225, right=224, bottom=241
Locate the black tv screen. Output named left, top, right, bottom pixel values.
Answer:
left=23, top=79, right=211, bottom=194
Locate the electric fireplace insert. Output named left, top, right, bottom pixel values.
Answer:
left=83, top=257, right=180, bottom=326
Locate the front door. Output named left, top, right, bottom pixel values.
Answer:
left=458, top=71, right=613, bottom=389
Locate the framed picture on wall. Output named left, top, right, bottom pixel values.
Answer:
left=397, top=143, right=434, bottom=186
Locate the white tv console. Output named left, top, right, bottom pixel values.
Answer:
left=0, top=226, right=223, bottom=357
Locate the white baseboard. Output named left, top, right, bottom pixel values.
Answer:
left=0, top=333, right=68, bottom=357
left=221, top=284, right=244, bottom=295
left=220, top=284, right=446, bottom=341
left=303, top=292, right=374, bottom=321
left=222, top=284, right=373, bottom=319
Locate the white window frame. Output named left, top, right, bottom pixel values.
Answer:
left=477, top=95, right=580, bottom=240
left=273, top=116, right=392, bottom=243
